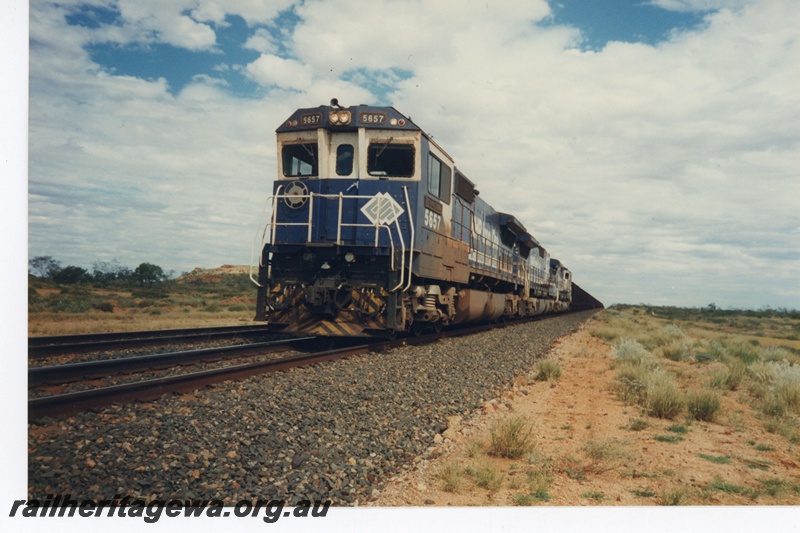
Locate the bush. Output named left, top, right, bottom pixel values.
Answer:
left=613, top=339, right=652, bottom=365
left=686, top=389, right=722, bottom=421
left=92, top=301, right=114, bottom=313
left=642, top=324, right=686, bottom=350
left=749, top=361, right=800, bottom=417
left=725, top=339, right=762, bottom=364
left=489, top=415, right=535, bottom=459
left=465, top=462, right=502, bottom=492
left=660, top=338, right=694, bottom=361
left=436, top=464, right=462, bottom=493
left=535, top=360, right=562, bottom=382
left=646, top=377, right=684, bottom=419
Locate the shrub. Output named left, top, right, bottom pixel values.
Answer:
left=698, top=453, right=730, bottom=464
left=436, top=464, right=462, bottom=493
left=748, top=361, right=800, bottom=417
left=660, top=338, right=694, bottom=361
left=686, top=389, right=722, bottom=421
left=535, top=360, right=562, bottom=382
left=728, top=358, right=747, bottom=387
left=762, top=346, right=791, bottom=363
left=465, top=462, right=503, bottom=492
left=489, top=416, right=535, bottom=459
left=643, top=324, right=687, bottom=351
left=613, top=339, right=652, bottom=365
left=92, top=301, right=114, bottom=313
left=646, top=377, right=684, bottom=419
left=725, top=339, right=762, bottom=364
left=660, top=487, right=689, bottom=505
left=628, top=418, right=649, bottom=431
left=705, top=476, right=746, bottom=495
left=653, top=434, right=684, bottom=443
left=666, top=424, right=688, bottom=434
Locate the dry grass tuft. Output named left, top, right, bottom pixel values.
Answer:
left=489, top=415, right=535, bottom=459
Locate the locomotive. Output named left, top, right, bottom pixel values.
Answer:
left=251, top=100, right=593, bottom=337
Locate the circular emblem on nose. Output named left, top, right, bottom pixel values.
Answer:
left=284, top=181, right=309, bottom=209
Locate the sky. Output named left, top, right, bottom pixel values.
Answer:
left=2, top=3, right=799, bottom=525
left=17, top=0, right=800, bottom=310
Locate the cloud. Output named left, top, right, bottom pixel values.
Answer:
left=245, top=53, right=313, bottom=90
left=27, top=0, right=800, bottom=309
left=243, top=28, right=278, bottom=54
left=647, top=0, right=751, bottom=13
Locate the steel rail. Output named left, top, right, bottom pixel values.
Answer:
left=28, top=324, right=279, bottom=357
left=28, top=337, right=316, bottom=386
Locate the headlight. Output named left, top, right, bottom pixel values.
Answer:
left=344, top=251, right=355, bottom=263
left=328, top=110, right=351, bottom=125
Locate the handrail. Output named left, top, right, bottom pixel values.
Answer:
left=253, top=189, right=413, bottom=293
left=402, top=186, right=414, bottom=291
left=249, top=184, right=284, bottom=287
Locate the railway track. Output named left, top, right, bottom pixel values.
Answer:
left=28, top=324, right=282, bottom=358
left=28, top=337, right=317, bottom=386
left=28, top=312, right=590, bottom=420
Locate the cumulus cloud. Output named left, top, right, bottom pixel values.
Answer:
left=246, top=53, right=313, bottom=90
left=244, top=28, right=278, bottom=54
left=112, top=0, right=218, bottom=50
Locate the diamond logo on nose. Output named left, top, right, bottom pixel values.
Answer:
left=360, top=192, right=404, bottom=225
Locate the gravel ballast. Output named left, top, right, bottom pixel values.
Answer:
left=28, top=311, right=594, bottom=505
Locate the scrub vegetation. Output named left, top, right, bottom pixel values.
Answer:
left=391, top=304, right=800, bottom=506
left=28, top=261, right=257, bottom=335
left=596, top=305, right=800, bottom=443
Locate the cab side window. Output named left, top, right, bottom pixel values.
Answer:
left=427, top=153, right=451, bottom=204
left=367, top=143, right=415, bottom=177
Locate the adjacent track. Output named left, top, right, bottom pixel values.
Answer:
left=28, top=324, right=281, bottom=358
left=28, top=337, right=316, bottom=387
left=28, top=341, right=375, bottom=419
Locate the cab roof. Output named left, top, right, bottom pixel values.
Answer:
left=277, top=103, right=421, bottom=133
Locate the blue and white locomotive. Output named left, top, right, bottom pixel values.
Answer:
left=251, top=100, right=575, bottom=337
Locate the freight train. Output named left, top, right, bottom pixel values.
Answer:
left=251, top=100, right=600, bottom=337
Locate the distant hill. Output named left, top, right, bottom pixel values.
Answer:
left=176, top=265, right=251, bottom=283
